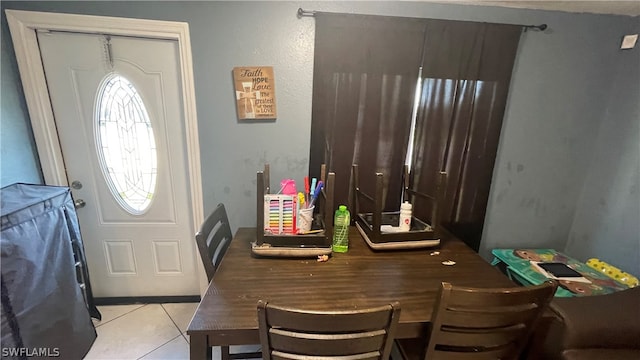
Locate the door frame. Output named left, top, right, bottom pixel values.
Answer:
left=6, top=9, right=208, bottom=294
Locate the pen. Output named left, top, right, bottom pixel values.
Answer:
left=304, top=176, right=310, bottom=206
left=310, top=178, right=317, bottom=200
left=303, top=229, right=323, bottom=234
left=308, top=180, right=323, bottom=208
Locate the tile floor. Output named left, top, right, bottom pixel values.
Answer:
left=84, top=303, right=261, bottom=359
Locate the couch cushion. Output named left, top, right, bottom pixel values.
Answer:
left=562, top=349, right=640, bottom=360
left=550, top=286, right=640, bottom=349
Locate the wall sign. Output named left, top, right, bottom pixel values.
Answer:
left=233, top=66, right=277, bottom=120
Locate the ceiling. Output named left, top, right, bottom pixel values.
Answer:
left=429, top=1, right=640, bottom=17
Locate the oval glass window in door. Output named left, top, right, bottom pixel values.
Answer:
left=96, top=74, right=157, bottom=215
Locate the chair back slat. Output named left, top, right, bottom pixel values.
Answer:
left=429, top=344, right=518, bottom=360
left=269, top=328, right=386, bottom=356
left=264, top=304, right=396, bottom=332
left=258, top=300, right=400, bottom=360
left=272, top=351, right=381, bottom=360
left=440, top=304, right=541, bottom=328
left=445, top=286, right=555, bottom=307
left=424, top=280, right=557, bottom=360
left=435, top=323, right=526, bottom=348
left=195, top=203, right=233, bottom=282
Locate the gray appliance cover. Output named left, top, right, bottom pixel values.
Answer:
left=1, top=183, right=96, bottom=359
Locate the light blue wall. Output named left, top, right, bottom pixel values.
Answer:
left=479, top=14, right=639, bottom=267
left=1, top=12, right=43, bottom=187
left=1, top=1, right=637, bottom=273
left=565, top=21, right=640, bottom=277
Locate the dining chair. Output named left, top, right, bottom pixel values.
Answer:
left=195, top=203, right=234, bottom=282
left=257, top=300, right=401, bottom=360
left=195, top=203, right=262, bottom=359
left=395, top=280, right=558, bottom=360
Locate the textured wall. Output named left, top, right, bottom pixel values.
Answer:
left=1, top=13, right=43, bottom=187
left=565, top=18, right=640, bottom=277
left=479, top=13, right=637, bottom=258
left=480, top=15, right=640, bottom=274
left=1, top=2, right=637, bottom=271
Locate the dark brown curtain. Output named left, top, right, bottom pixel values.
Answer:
left=411, top=20, right=522, bottom=250
left=310, top=14, right=522, bottom=251
left=309, top=13, right=426, bottom=211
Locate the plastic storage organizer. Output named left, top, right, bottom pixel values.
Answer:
left=252, top=164, right=335, bottom=257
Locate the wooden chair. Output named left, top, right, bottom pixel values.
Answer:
left=395, top=280, right=558, bottom=360
left=195, top=203, right=234, bottom=282
left=195, top=203, right=262, bottom=359
left=257, top=300, right=401, bottom=360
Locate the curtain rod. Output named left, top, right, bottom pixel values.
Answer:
left=297, top=8, right=548, bottom=32
left=297, top=8, right=316, bottom=17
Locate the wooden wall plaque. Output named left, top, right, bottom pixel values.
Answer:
left=233, top=66, right=277, bottom=120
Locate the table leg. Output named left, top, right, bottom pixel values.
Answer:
left=221, top=346, right=230, bottom=360
left=523, top=314, right=554, bottom=360
left=189, top=334, right=211, bottom=360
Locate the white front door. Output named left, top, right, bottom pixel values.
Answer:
left=37, top=30, right=199, bottom=297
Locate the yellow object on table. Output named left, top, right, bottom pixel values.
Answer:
left=586, top=258, right=638, bottom=288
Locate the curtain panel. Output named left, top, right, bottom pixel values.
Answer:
left=310, top=13, right=522, bottom=251
left=411, top=21, right=522, bottom=250
left=309, top=13, right=425, bottom=211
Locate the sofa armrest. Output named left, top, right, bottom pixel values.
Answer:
left=549, top=286, right=640, bottom=350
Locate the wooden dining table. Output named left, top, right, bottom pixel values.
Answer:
left=187, top=227, right=514, bottom=359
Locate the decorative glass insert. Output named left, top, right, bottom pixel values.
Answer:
left=96, top=74, right=157, bottom=215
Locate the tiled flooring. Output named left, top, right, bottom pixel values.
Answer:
left=84, top=303, right=261, bottom=359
